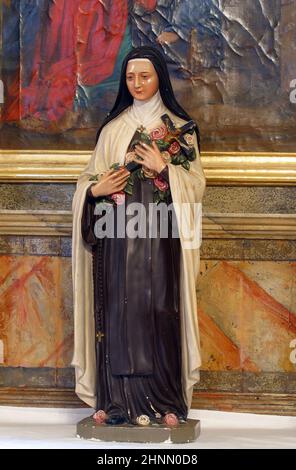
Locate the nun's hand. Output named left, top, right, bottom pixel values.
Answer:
left=135, top=141, right=167, bottom=174
left=90, top=168, right=130, bottom=197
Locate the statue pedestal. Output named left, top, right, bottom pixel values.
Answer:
left=77, top=416, right=200, bottom=444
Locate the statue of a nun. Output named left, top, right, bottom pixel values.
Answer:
left=72, top=46, right=206, bottom=427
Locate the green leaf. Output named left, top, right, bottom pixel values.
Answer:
left=158, top=190, right=166, bottom=201
left=124, top=183, right=134, bottom=195
left=110, top=162, right=121, bottom=170
left=187, top=148, right=196, bottom=161
left=127, top=175, right=134, bottom=185
left=182, top=160, right=190, bottom=170
left=138, top=169, right=146, bottom=180
left=177, top=152, right=187, bottom=163
left=89, top=174, right=99, bottom=181
left=153, top=193, right=161, bottom=204
left=158, top=140, right=171, bottom=151
left=138, top=133, right=152, bottom=146
left=171, top=154, right=184, bottom=165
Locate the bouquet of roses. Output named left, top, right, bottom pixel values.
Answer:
left=89, top=114, right=197, bottom=206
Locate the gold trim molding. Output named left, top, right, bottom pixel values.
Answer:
left=0, top=150, right=296, bottom=184
left=0, top=210, right=295, bottom=239
left=0, top=150, right=90, bottom=182
left=204, top=152, right=296, bottom=185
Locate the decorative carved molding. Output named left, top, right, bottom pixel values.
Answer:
left=0, top=210, right=72, bottom=236
left=203, top=213, right=296, bottom=239
left=0, top=388, right=294, bottom=415
left=0, top=210, right=295, bottom=239
left=1, top=150, right=296, bottom=184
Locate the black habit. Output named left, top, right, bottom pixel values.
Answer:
left=81, top=165, right=187, bottom=424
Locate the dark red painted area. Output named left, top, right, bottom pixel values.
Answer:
left=4, top=0, right=130, bottom=122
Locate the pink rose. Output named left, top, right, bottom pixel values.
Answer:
left=111, top=191, right=126, bottom=205
left=150, top=124, right=167, bottom=141
left=168, top=141, right=181, bottom=155
left=163, top=413, right=179, bottom=427
left=161, top=151, right=172, bottom=164
left=93, top=410, right=107, bottom=424
left=154, top=177, right=168, bottom=192
left=184, top=133, right=194, bottom=147
left=125, top=151, right=136, bottom=164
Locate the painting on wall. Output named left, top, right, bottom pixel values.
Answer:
left=0, top=0, right=295, bottom=152
left=0, top=255, right=73, bottom=369
left=1, top=255, right=295, bottom=389
left=198, top=260, right=296, bottom=374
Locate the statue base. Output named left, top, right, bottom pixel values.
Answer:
left=77, top=416, right=200, bottom=444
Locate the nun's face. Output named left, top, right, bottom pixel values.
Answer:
left=126, top=59, right=159, bottom=100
